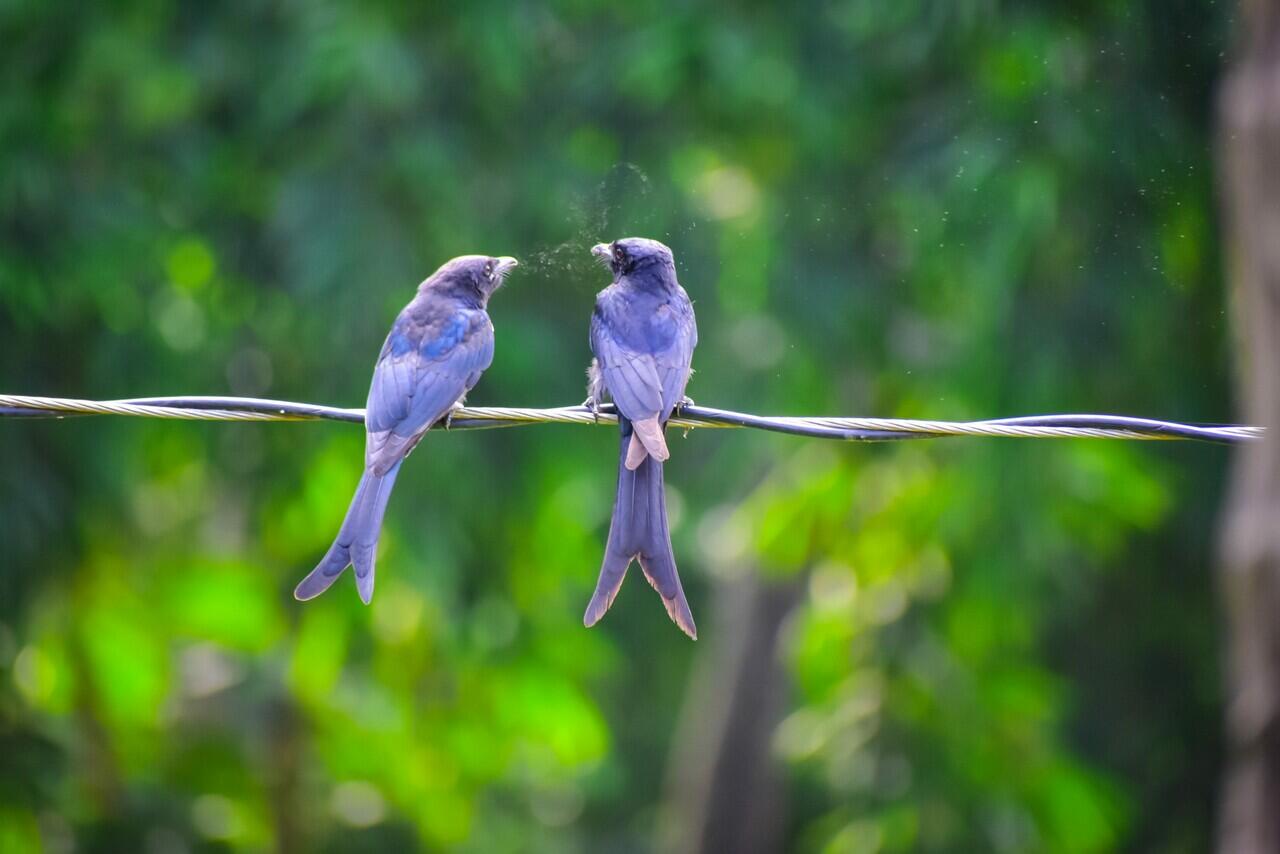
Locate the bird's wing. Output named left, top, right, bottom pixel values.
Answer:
left=590, top=296, right=664, bottom=423
left=365, top=309, right=494, bottom=474
left=656, top=302, right=696, bottom=420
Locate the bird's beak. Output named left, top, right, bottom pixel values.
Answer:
left=494, top=256, right=519, bottom=276
left=588, top=243, right=614, bottom=270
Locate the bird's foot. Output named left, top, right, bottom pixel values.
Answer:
left=444, top=400, right=467, bottom=430
left=582, top=395, right=601, bottom=423
left=675, top=396, right=697, bottom=437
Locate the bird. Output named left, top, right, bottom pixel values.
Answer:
left=583, top=237, right=699, bottom=638
left=294, top=254, right=518, bottom=604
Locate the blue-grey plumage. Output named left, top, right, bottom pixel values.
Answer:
left=584, top=238, right=699, bottom=639
left=294, top=255, right=517, bottom=604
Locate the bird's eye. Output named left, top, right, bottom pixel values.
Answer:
left=613, top=246, right=625, bottom=263
left=483, top=262, right=494, bottom=279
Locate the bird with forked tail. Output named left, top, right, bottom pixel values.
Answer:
left=583, top=238, right=699, bottom=638
left=294, top=254, right=518, bottom=604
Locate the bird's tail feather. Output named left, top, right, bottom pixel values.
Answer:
left=584, top=422, right=697, bottom=639
left=294, top=461, right=403, bottom=604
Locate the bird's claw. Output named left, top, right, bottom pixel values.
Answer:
left=676, top=395, right=695, bottom=416
left=582, top=396, right=601, bottom=423
left=444, top=400, right=466, bottom=430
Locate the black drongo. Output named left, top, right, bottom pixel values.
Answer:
left=584, top=238, right=699, bottom=638
left=294, top=254, right=518, bottom=604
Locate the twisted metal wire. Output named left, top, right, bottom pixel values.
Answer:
left=0, top=394, right=1261, bottom=444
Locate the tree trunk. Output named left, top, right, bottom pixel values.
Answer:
left=1217, top=1, right=1280, bottom=851
left=658, top=573, right=803, bottom=854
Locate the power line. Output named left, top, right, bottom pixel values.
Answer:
left=0, top=394, right=1260, bottom=444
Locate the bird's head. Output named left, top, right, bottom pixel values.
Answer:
left=591, top=238, right=676, bottom=284
left=423, top=255, right=519, bottom=304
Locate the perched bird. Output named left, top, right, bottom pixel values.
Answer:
left=294, top=255, right=518, bottom=604
left=584, top=238, right=699, bottom=638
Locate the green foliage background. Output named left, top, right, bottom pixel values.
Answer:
left=0, top=1, right=1232, bottom=851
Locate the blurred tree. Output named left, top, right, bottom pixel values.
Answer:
left=1217, top=0, right=1280, bottom=851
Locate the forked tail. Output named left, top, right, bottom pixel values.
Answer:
left=294, top=461, right=403, bottom=604
left=584, top=420, right=697, bottom=638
